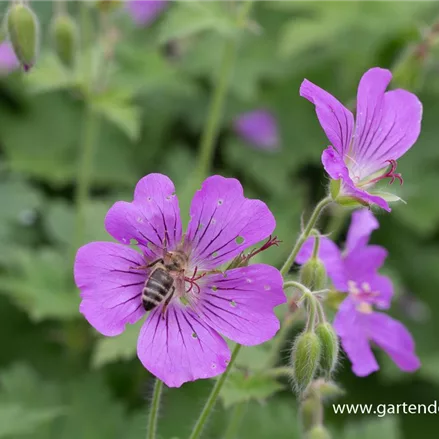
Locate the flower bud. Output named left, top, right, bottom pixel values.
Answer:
left=312, top=379, right=344, bottom=400
left=51, top=14, right=78, bottom=68
left=315, top=323, right=339, bottom=376
left=7, top=4, right=39, bottom=71
left=300, top=257, right=327, bottom=291
left=291, top=332, right=321, bottom=394
left=300, top=393, right=322, bottom=433
left=306, top=425, right=332, bottom=439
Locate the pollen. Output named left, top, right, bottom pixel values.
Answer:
left=356, top=302, right=373, bottom=314
left=348, top=280, right=360, bottom=295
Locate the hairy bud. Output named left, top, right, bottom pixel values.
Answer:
left=291, top=332, right=321, bottom=394
left=7, top=4, right=39, bottom=71
left=306, top=425, right=332, bottom=439
left=312, top=379, right=344, bottom=400
left=315, top=323, right=339, bottom=376
left=51, top=14, right=78, bottom=68
left=300, top=258, right=327, bottom=291
left=300, top=393, right=322, bottom=433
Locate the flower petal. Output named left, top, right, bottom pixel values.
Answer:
left=126, top=0, right=168, bottom=27
left=196, top=264, right=285, bottom=346
left=234, top=110, right=279, bottom=150
left=352, top=68, right=422, bottom=177
left=300, top=79, right=354, bottom=155
left=344, top=245, right=388, bottom=280
left=0, top=41, right=20, bottom=74
left=368, top=312, right=420, bottom=373
left=105, top=174, right=182, bottom=259
left=368, top=274, right=394, bottom=310
left=321, top=146, right=351, bottom=181
left=137, top=304, right=230, bottom=387
left=74, top=242, right=146, bottom=336
left=333, top=298, right=379, bottom=376
left=296, top=236, right=347, bottom=290
left=345, top=209, right=379, bottom=252
left=185, top=176, right=275, bottom=269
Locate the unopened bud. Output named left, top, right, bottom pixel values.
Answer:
left=51, top=14, right=78, bottom=68
left=315, top=323, right=339, bottom=375
left=306, top=425, right=332, bottom=439
left=291, top=332, right=321, bottom=394
left=300, top=257, right=327, bottom=290
left=300, top=393, right=322, bottom=433
left=7, top=4, right=39, bottom=71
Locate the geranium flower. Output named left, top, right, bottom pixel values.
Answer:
left=0, top=41, right=19, bottom=75
left=234, top=110, right=280, bottom=151
left=300, top=67, right=422, bottom=211
left=296, top=209, right=420, bottom=376
left=126, top=0, right=167, bottom=27
left=74, top=174, right=285, bottom=387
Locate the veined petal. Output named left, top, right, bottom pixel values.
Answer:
left=333, top=298, right=379, bottom=376
left=368, top=312, right=420, bottom=373
left=368, top=274, right=394, bottom=310
left=74, top=242, right=146, bottom=336
left=300, top=79, right=354, bottom=155
left=196, top=264, right=286, bottom=346
left=105, top=174, right=182, bottom=259
left=344, top=245, right=388, bottom=280
left=137, top=304, right=230, bottom=388
left=342, top=180, right=391, bottom=212
left=296, top=236, right=347, bottom=290
left=186, top=176, right=275, bottom=270
left=345, top=209, right=379, bottom=252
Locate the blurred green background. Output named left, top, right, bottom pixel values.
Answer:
left=1, top=1, right=439, bottom=438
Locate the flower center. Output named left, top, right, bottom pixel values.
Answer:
left=348, top=280, right=377, bottom=314
left=356, top=159, right=403, bottom=188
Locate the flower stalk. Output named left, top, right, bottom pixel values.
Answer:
left=147, top=379, right=164, bottom=439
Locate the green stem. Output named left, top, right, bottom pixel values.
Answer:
left=195, top=1, right=254, bottom=182
left=222, top=401, right=247, bottom=439
left=189, top=344, right=242, bottom=439
left=280, top=197, right=332, bottom=277
left=147, top=379, right=163, bottom=439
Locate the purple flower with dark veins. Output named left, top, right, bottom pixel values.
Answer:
left=74, top=174, right=285, bottom=387
left=296, top=209, right=420, bottom=376
left=0, top=41, right=20, bottom=75
left=126, top=0, right=168, bottom=27
left=301, top=67, right=422, bottom=211
left=234, top=110, right=280, bottom=151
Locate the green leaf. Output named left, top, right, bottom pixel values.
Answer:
left=158, top=2, right=236, bottom=44
left=219, top=370, right=285, bottom=408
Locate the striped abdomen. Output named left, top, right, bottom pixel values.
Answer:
left=142, top=266, right=175, bottom=311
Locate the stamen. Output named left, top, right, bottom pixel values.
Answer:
left=367, top=159, right=403, bottom=186
left=243, top=235, right=281, bottom=264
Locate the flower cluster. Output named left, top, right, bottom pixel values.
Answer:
left=296, top=209, right=420, bottom=376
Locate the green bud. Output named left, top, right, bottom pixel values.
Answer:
left=7, top=4, right=39, bottom=71
left=300, top=257, right=327, bottom=291
left=51, top=14, right=78, bottom=68
left=314, top=379, right=344, bottom=400
left=306, top=425, right=332, bottom=439
left=315, top=323, right=339, bottom=375
left=291, top=332, right=321, bottom=394
left=300, top=393, right=322, bottom=433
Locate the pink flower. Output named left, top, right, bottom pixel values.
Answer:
left=296, top=209, right=420, bottom=376
left=74, top=174, right=285, bottom=387
left=0, top=41, right=19, bottom=75
left=126, top=0, right=167, bottom=27
left=301, top=67, right=422, bottom=211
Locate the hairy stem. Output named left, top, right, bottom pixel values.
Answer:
left=147, top=379, right=163, bottom=439
left=188, top=344, right=242, bottom=439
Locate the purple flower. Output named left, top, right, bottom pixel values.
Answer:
left=296, top=209, right=420, bottom=376
left=126, top=0, right=167, bottom=27
left=300, top=67, right=422, bottom=211
left=0, top=41, right=20, bottom=75
left=234, top=110, right=280, bottom=151
left=74, top=174, right=285, bottom=387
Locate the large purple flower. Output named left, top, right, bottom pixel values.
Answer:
left=300, top=67, right=422, bottom=211
left=74, top=174, right=285, bottom=387
left=126, top=0, right=168, bottom=27
left=0, top=41, right=19, bottom=75
left=296, top=209, right=420, bottom=376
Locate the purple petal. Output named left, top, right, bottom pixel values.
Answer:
left=74, top=242, right=146, bottom=336
left=345, top=209, right=379, bottom=252
left=368, top=274, right=394, bottom=310
left=344, top=245, right=388, bottom=280
left=352, top=68, right=422, bottom=178
left=296, top=236, right=347, bottom=290
left=185, top=176, right=275, bottom=270
left=137, top=304, right=230, bottom=388
left=196, top=264, right=286, bottom=346
left=333, top=298, right=379, bottom=376
left=300, top=79, right=354, bottom=155
left=126, top=0, right=168, bottom=27
left=234, top=110, right=280, bottom=150
left=0, top=41, right=20, bottom=74
left=368, top=312, right=420, bottom=373
left=105, top=174, right=182, bottom=259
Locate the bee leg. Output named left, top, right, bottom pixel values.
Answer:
left=161, top=286, right=175, bottom=319
left=129, top=258, right=163, bottom=270
left=147, top=258, right=164, bottom=268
